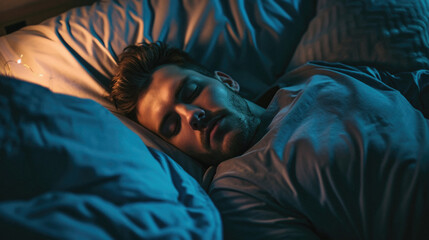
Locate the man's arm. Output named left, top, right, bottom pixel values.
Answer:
left=310, top=62, right=429, bottom=118
left=375, top=69, right=429, bottom=118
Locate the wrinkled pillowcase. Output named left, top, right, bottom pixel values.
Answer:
left=0, top=0, right=317, bottom=182
left=288, top=0, right=429, bottom=72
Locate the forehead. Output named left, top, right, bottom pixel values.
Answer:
left=152, top=64, right=187, bottom=79
left=135, top=65, right=188, bottom=132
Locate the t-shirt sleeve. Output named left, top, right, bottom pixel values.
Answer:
left=375, top=69, right=429, bottom=118
left=283, top=62, right=429, bottom=118
left=345, top=64, right=429, bottom=118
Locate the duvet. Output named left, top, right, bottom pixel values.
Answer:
left=0, top=76, right=221, bottom=240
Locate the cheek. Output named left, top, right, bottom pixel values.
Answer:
left=170, top=125, right=201, bottom=152
left=201, top=86, right=231, bottom=108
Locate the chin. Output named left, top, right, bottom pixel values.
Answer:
left=221, top=130, right=250, bottom=159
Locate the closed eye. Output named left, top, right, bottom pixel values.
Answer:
left=181, top=82, right=199, bottom=103
left=161, top=113, right=180, bottom=139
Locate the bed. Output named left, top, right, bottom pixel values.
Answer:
left=0, top=0, right=428, bottom=239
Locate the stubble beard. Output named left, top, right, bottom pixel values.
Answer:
left=219, top=90, right=260, bottom=160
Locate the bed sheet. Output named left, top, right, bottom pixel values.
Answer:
left=209, top=62, right=429, bottom=239
left=0, top=0, right=316, bottom=181
left=0, top=75, right=221, bottom=239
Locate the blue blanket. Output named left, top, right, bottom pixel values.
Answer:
left=0, top=76, right=221, bottom=239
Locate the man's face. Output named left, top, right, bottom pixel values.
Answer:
left=135, top=64, right=261, bottom=166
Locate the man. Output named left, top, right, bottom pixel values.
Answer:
left=111, top=42, right=429, bottom=239
left=110, top=42, right=270, bottom=166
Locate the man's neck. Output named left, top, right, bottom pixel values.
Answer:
left=246, top=100, right=276, bottom=149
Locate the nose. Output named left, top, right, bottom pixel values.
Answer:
left=175, top=104, right=206, bottom=130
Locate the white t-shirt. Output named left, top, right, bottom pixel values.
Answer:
left=208, top=62, right=429, bottom=240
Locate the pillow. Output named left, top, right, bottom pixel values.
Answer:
left=0, top=0, right=316, bottom=179
left=2, top=0, right=317, bottom=99
left=0, top=76, right=221, bottom=239
left=287, top=0, right=429, bottom=72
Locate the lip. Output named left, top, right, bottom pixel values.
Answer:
left=205, top=115, right=223, bottom=148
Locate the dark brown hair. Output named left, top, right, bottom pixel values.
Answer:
left=110, top=41, right=214, bottom=121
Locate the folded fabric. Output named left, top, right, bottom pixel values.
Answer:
left=0, top=76, right=221, bottom=239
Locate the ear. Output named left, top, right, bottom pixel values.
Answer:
left=214, top=71, right=240, bottom=92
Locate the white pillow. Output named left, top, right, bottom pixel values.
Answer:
left=287, top=0, right=429, bottom=72
left=0, top=0, right=317, bottom=181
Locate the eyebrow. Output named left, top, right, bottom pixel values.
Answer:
left=157, top=76, right=190, bottom=138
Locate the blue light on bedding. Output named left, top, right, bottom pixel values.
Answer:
left=0, top=76, right=221, bottom=239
